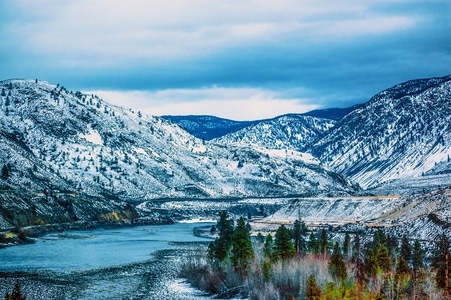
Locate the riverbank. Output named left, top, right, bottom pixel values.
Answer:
left=0, top=222, right=214, bottom=299
left=0, top=216, right=174, bottom=248
left=0, top=247, right=211, bottom=299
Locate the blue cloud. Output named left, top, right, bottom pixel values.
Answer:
left=0, top=0, right=450, bottom=118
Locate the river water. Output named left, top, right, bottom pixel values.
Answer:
left=0, top=222, right=214, bottom=299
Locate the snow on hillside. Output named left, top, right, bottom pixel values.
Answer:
left=312, top=75, right=451, bottom=189
left=260, top=187, right=450, bottom=242
left=0, top=79, right=356, bottom=229
left=262, top=196, right=404, bottom=225
left=214, top=114, right=335, bottom=152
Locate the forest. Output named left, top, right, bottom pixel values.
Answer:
left=181, top=211, right=451, bottom=299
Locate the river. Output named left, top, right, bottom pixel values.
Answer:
left=0, top=222, right=214, bottom=299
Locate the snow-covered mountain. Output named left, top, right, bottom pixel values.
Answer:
left=302, top=104, right=362, bottom=121
left=162, top=106, right=359, bottom=141
left=0, top=79, right=356, bottom=228
left=161, top=115, right=259, bottom=140
left=214, top=114, right=336, bottom=152
left=312, top=75, right=451, bottom=189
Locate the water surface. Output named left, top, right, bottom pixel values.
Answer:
left=0, top=222, right=212, bottom=273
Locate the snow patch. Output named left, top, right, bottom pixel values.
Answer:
left=80, top=129, right=103, bottom=145
left=178, top=218, right=216, bottom=224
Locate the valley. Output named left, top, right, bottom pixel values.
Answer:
left=0, top=75, right=450, bottom=299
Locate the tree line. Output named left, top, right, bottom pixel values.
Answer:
left=181, top=210, right=451, bottom=299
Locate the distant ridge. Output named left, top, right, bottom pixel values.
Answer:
left=161, top=104, right=361, bottom=140
left=302, top=104, right=363, bottom=121
left=161, top=115, right=259, bottom=140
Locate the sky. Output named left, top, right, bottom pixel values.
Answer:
left=1, top=1, right=450, bottom=120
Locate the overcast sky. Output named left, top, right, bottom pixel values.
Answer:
left=1, top=1, right=450, bottom=120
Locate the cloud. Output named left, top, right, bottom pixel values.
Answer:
left=1, top=0, right=450, bottom=119
left=87, top=88, right=320, bottom=120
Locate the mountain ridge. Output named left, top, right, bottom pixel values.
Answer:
left=312, top=74, right=451, bottom=189
left=161, top=105, right=360, bottom=140
left=0, top=79, right=356, bottom=229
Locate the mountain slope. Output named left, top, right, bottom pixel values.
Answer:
left=312, top=75, right=451, bottom=189
left=214, top=114, right=336, bottom=152
left=0, top=79, right=356, bottom=229
left=302, top=104, right=362, bottom=121
left=162, top=105, right=359, bottom=141
left=160, top=115, right=259, bottom=140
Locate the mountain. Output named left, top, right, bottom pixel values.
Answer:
left=0, top=79, right=356, bottom=229
left=160, top=115, right=259, bottom=140
left=302, top=104, right=362, bottom=121
left=161, top=105, right=360, bottom=141
left=214, top=114, right=336, bottom=152
left=312, top=75, right=451, bottom=189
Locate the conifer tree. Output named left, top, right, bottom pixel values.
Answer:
left=262, top=260, right=272, bottom=282
left=293, top=219, right=307, bottom=255
left=263, top=234, right=273, bottom=259
left=431, top=233, right=450, bottom=294
left=400, top=236, right=412, bottom=264
left=231, top=217, right=254, bottom=275
left=412, top=240, right=424, bottom=275
left=329, top=242, right=347, bottom=281
left=1, top=164, right=9, bottom=180
left=364, top=233, right=391, bottom=277
left=352, top=233, right=365, bottom=286
left=308, top=232, right=319, bottom=254
left=273, top=224, right=295, bottom=261
left=395, top=255, right=411, bottom=280
left=319, top=229, right=328, bottom=254
left=306, top=274, right=322, bottom=300
left=208, top=211, right=234, bottom=261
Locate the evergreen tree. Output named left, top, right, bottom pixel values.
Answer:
left=329, top=242, right=347, bottom=281
left=319, top=229, right=328, bottom=254
left=263, top=234, right=273, bottom=259
left=231, top=217, right=254, bottom=275
left=293, top=218, right=307, bottom=255
left=1, top=164, right=9, bottom=180
left=262, top=260, right=272, bottom=282
left=308, top=232, right=319, bottom=254
left=395, top=255, right=411, bottom=280
left=412, top=240, right=424, bottom=275
left=306, top=274, right=322, bottom=300
left=352, top=233, right=365, bottom=286
left=364, top=235, right=391, bottom=278
left=208, top=211, right=234, bottom=261
left=374, top=244, right=391, bottom=273
left=400, top=236, right=412, bottom=264
left=431, top=233, right=450, bottom=294
left=273, top=224, right=295, bottom=261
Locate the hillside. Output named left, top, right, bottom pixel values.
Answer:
left=302, top=104, right=362, bottom=121
left=161, top=105, right=359, bottom=141
left=160, top=115, right=259, bottom=140
left=312, top=75, right=451, bottom=189
left=0, top=79, right=356, bottom=229
left=214, top=114, right=336, bottom=152
left=256, top=187, right=450, bottom=243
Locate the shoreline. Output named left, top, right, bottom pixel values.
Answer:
left=0, top=216, right=174, bottom=248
